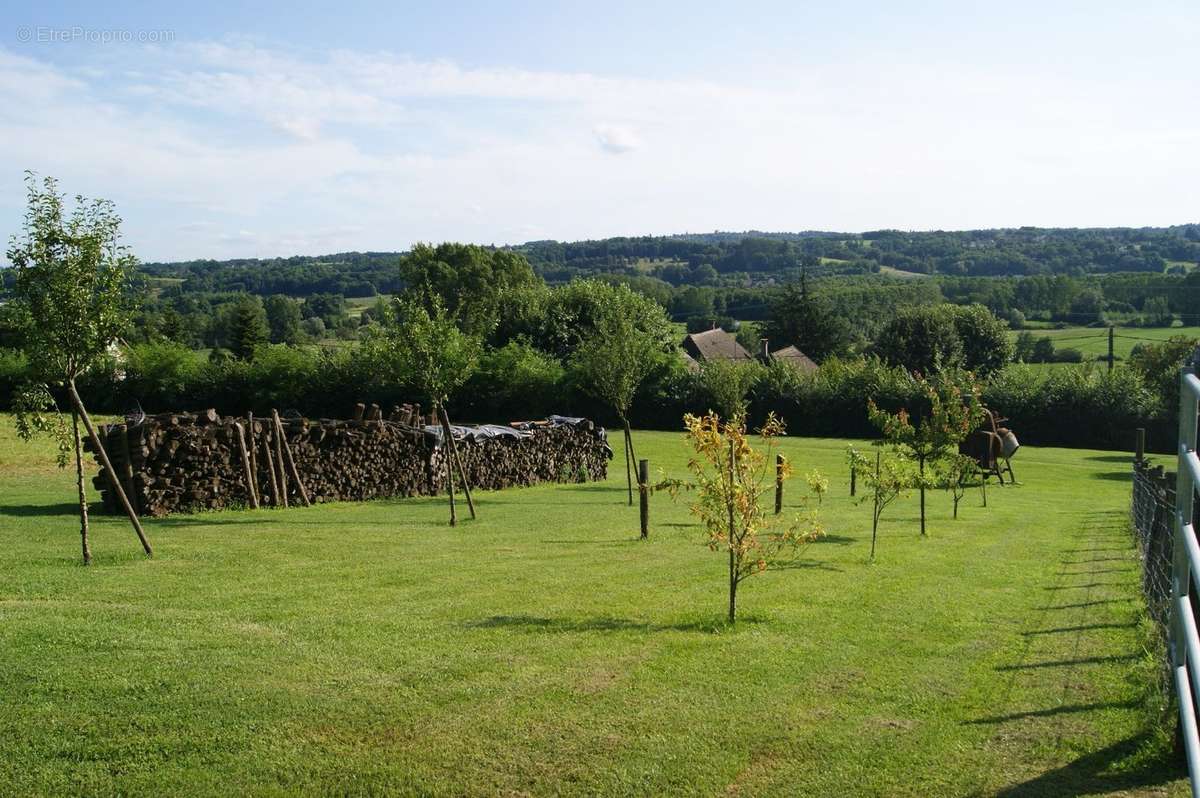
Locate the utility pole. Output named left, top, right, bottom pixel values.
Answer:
left=1107, top=326, right=1114, bottom=373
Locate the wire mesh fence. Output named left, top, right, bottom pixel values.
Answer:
left=1131, top=461, right=1176, bottom=637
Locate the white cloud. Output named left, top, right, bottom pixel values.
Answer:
left=593, top=124, right=641, bottom=154
left=0, top=41, right=1197, bottom=261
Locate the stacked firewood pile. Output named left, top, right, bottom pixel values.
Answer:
left=444, top=421, right=609, bottom=492
left=87, top=406, right=610, bottom=517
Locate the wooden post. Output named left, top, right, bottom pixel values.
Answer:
left=1135, top=427, right=1146, bottom=464
left=442, top=425, right=457, bottom=527
left=1107, top=325, right=1115, bottom=373
left=850, top=458, right=856, bottom=497
left=233, top=422, right=259, bottom=509
left=775, top=454, right=784, bottom=514
left=272, top=412, right=289, bottom=508
left=639, top=458, right=649, bottom=539
left=273, top=410, right=311, bottom=507
left=438, top=404, right=475, bottom=520
left=118, top=424, right=141, bottom=516
left=247, top=413, right=258, bottom=493
left=261, top=433, right=280, bottom=507
left=66, top=381, right=153, bottom=557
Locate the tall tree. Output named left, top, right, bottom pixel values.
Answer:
left=6, top=173, right=152, bottom=563
left=761, top=271, right=851, bottom=361
left=400, top=243, right=538, bottom=339
left=228, top=295, right=269, bottom=360
left=264, top=294, right=303, bottom=344
left=874, top=305, right=963, bottom=375
left=951, top=304, right=1013, bottom=377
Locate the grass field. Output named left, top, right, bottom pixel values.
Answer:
left=1007, top=325, right=1200, bottom=362
left=0, top=418, right=1188, bottom=796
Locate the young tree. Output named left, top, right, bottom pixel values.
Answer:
left=868, top=373, right=983, bottom=536
left=848, top=445, right=913, bottom=560
left=805, top=469, right=829, bottom=505
left=6, top=173, right=152, bottom=563
left=364, top=296, right=481, bottom=525
left=669, top=412, right=823, bottom=622
left=938, top=452, right=978, bottom=520
left=571, top=308, right=662, bottom=506
left=697, top=358, right=764, bottom=421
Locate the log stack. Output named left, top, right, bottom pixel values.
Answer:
left=86, top=407, right=610, bottom=517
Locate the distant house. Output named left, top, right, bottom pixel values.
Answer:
left=751, top=338, right=819, bottom=374
left=765, top=344, right=818, bottom=374
left=681, top=328, right=752, bottom=364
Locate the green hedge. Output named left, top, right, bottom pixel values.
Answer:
left=0, top=344, right=1165, bottom=451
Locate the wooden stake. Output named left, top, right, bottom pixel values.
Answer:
left=272, top=412, right=289, bottom=508
left=67, top=381, right=152, bottom=557
left=261, top=433, right=280, bottom=507
left=775, top=453, right=784, bottom=515
left=118, top=424, right=141, bottom=516
left=439, top=404, right=475, bottom=520
left=233, top=422, right=259, bottom=509
left=639, top=458, right=649, bottom=539
left=247, top=413, right=258, bottom=493
left=273, top=410, right=311, bottom=507
left=443, top=428, right=457, bottom=527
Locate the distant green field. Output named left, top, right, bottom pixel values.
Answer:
left=879, top=265, right=930, bottom=279
left=632, top=257, right=687, bottom=274
left=344, top=294, right=391, bottom=319
left=1008, top=325, right=1200, bottom=361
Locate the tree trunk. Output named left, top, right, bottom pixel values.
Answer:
left=71, top=409, right=91, bottom=565
left=728, top=437, right=737, bottom=623
left=628, top=417, right=638, bottom=504
left=919, top=455, right=927, bottom=537
left=67, top=380, right=152, bottom=557
left=439, top=404, right=475, bottom=520
left=870, top=451, right=881, bottom=560
left=442, top=413, right=457, bottom=527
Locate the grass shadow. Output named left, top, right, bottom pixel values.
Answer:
left=995, top=653, right=1139, bottom=671
left=465, top=613, right=769, bottom=635
left=0, top=502, right=82, bottom=518
left=965, top=698, right=1141, bottom=725
left=993, top=733, right=1182, bottom=797
left=1091, top=472, right=1133, bottom=482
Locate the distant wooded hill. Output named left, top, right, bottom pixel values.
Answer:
left=132, top=225, right=1200, bottom=299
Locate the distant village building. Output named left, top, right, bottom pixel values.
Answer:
left=681, top=328, right=752, bottom=365
left=679, top=328, right=818, bottom=374
left=761, top=343, right=818, bottom=374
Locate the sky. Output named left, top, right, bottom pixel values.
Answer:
left=1, top=1, right=1198, bottom=262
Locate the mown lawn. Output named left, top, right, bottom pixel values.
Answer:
left=0, top=417, right=1188, bottom=796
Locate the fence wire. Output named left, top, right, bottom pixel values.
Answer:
left=1131, top=463, right=1176, bottom=638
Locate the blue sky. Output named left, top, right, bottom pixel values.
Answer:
left=1, top=1, right=1198, bottom=261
